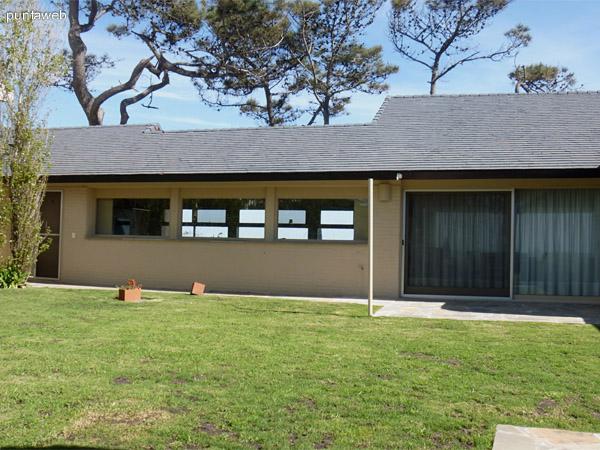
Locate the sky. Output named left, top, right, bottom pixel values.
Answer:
left=42, top=0, right=600, bottom=131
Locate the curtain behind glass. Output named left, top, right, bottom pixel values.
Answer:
left=406, top=192, right=510, bottom=296
left=515, top=189, right=600, bottom=296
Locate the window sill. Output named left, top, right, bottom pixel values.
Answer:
left=89, top=234, right=170, bottom=241
left=180, top=237, right=367, bottom=245
left=88, top=235, right=367, bottom=245
left=274, top=239, right=367, bottom=245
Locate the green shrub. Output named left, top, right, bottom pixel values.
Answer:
left=0, top=265, right=28, bottom=288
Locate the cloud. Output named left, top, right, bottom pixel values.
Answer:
left=152, top=91, right=198, bottom=102
left=150, top=115, right=234, bottom=128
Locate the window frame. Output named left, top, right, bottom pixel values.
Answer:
left=180, top=198, right=266, bottom=240
left=95, top=197, right=171, bottom=238
left=276, top=198, right=368, bottom=243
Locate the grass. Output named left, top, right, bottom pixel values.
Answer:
left=0, top=288, right=598, bottom=450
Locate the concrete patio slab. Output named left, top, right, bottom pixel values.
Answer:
left=374, top=299, right=600, bottom=324
left=27, top=283, right=600, bottom=324
left=493, top=425, right=600, bottom=450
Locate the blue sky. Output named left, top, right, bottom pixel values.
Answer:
left=45, top=0, right=600, bottom=130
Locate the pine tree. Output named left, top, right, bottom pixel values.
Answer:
left=510, top=63, right=578, bottom=93
left=389, top=0, right=530, bottom=94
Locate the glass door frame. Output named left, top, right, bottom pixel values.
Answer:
left=34, top=189, right=63, bottom=280
left=401, top=189, right=515, bottom=300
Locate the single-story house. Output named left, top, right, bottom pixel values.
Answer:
left=35, top=92, right=600, bottom=301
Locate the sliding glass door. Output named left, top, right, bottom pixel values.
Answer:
left=514, top=189, right=600, bottom=296
left=404, top=192, right=511, bottom=297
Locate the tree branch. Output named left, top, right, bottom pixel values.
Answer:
left=120, top=70, right=170, bottom=124
left=89, top=56, right=154, bottom=121
left=307, top=104, right=322, bottom=126
left=134, top=32, right=208, bottom=78
left=80, top=0, right=116, bottom=33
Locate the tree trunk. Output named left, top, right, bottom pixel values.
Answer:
left=429, top=65, right=438, bottom=95
left=322, top=98, right=330, bottom=125
left=66, top=0, right=172, bottom=126
left=264, top=85, right=275, bottom=126
left=68, top=0, right=104, bottom=125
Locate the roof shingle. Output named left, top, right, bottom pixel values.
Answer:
left=48, top=91, right=600, bottom=178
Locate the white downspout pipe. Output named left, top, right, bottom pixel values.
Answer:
left=368, top=178, right=374, bottom=317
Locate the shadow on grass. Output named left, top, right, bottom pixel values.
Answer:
left=441, top=300, right=600, bottom=324
left=1, top=447, right=119, bottom=450
left=230, top=304, right=368, bottom=318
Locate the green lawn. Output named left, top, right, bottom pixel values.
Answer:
left=0, top=288, right=598, bottom=450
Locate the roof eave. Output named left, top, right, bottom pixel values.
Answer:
left=47, top=168, right=600, bottom=184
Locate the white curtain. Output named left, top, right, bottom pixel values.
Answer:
left=406, top=192, right=510, bottom=294
left=515, top=189, right=600, bottom=296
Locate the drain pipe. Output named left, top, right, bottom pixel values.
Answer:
left=368, top=178, right=374, bottom=317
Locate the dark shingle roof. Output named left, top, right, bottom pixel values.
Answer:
left=48, top=91, right=600, bottom=178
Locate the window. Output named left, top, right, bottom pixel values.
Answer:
left=181, top=199, right=265, bottom=239
left=277, top=199, right=367, bottom=241
left=404, top=192, right=511, bottom=297
left=96, top=199, right=169, bottom=236
left=514, top=189, right=600, bottom=296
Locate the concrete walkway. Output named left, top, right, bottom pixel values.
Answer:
left=28, top=282, right=600, bottom=324
left=493, top=425, right=600, bottom=450
left=374, top=299, right=600, bottom=324
left=28, top=282, right=396, bottom=306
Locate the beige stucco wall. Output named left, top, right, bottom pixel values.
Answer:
left=48, top=181, right=397, bottom=297
left=40, top=177, right=600, bottom=299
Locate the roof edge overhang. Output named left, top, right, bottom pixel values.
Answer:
left=47, top=168, right=600, bottom=184
left=48, top=171, right=399, bottom=183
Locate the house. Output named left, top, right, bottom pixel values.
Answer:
left=35, top=92, right=600, bottom=301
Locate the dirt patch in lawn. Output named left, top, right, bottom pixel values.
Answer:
left=397, top=351, right=462, bottom=367
left=167, top=406, right=192, bottom=415
left=195, top=421, right=262, bottom=449
left=537, top=398, right=559, bottom=410
left=301, top=397, right=316, bottom=410
left=380, top=403, right=406, bottom=412
left=430, top=431, right=453, bottom=449
left=196, top=422, right=230, bottom=437
left=535, top=398, right=564, bottom=417
left=61, top=409, right=169, bottom=441
left=314, top=434, right=335, bottom=449
left=113, top=376, right=132, bottom=385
